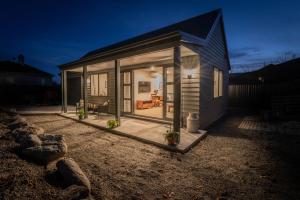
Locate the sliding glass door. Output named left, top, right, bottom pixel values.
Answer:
left=122, top=71, right=132, bottom=114
left=165, top=67, right=174, bottom=119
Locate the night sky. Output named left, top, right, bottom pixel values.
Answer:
left=1, top=0, right=299, bottom=82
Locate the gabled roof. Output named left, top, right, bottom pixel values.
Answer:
left=0, top=61, right=53, bottom=77
left=82, top=9, right=221, bottom=59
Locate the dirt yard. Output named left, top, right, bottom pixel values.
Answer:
left=1, top=113, right=300, bottom=199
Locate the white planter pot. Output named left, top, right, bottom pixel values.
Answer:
left=187, top=112, right=199, bottom=133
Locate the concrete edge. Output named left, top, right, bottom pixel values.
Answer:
left=57, top=113, right=206, bottom=154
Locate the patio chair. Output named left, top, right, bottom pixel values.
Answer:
left=96, top=100, right=110, bottom=118
left=76, top=99, right=84, bottom=114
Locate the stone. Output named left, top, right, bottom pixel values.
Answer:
left=62, top=185, right=90, bottom=200
left=7, top=117, right=29, bottom=130
left=39, top=134, right=64, bottom=145
left=56, top=158, right=91, bottom=191
left=12, top=125, right=44, bottom=142
left=19, top=134, right=42, bottom=148
left=22, top=142, right=67, bottom=164
left=0, top=124, right=11, bottom=139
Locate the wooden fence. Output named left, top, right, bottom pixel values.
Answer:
left=229, top=82, right=300, bottom=109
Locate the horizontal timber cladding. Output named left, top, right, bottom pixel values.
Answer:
left=87, top=69, right=116, bottom=114
left=198, top=17, right=229, bottom=129
left=181, top=55, right=200, bottom=115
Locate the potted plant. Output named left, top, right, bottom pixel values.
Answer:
left=78, top=109, right=84, bottom=120
left=164, top=126, right=180, bottom=146
left=107, top=119, right=119, bottom=129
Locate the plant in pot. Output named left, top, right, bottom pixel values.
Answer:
left=107, top=119, right=119, bottom=129
left=164, top=126, right=180, bottom=146
left=78, top=109, right=84, bottom=120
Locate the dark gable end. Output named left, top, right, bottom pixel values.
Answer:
left=82, top=9, right=221, bottom=59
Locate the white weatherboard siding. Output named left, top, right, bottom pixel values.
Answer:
left=198, top=18, right=229, bottom=129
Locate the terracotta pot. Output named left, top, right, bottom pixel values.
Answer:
left=167, top=138, right=177, bottom=146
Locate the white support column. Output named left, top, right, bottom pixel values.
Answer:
left=83, top=66, right=88, bottom=119
left=173, top=45, right=181, bottom=133
left=115, top=60, right=121, bottom=125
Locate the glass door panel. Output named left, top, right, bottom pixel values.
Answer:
left=165, top=67, right=174, bottom=119
left=122, top=71, right=132, bottom=113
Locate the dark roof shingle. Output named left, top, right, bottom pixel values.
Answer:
left=83, top=9, right=221, bottom=58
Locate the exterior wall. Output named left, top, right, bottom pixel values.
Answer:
left=67, top=72, right=82, bottom=105
left=87, top=69, right=116, bottom=114
left=181, top=53, right=200, bottom=127
left=198, top=17, right=230, bottom=129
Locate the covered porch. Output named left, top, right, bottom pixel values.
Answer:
left=60, top=32, right=203, bottom=148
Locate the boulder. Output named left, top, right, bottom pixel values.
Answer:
left=0, top=112, right=19, bottom=124
left=19, top=134, right=42, bottom=148
left=12, top=125, right=44, bottom=142
left=0, top=123, right=10, bottom=138
left=62, top=185, right=90, bottom=200
left=56, top=158, right=91, bottom=192
left=22, top=142, right=67, bottom=164
left=39, top=134, right=64, bottom=145
left=7, top=117, right=29, bottom=130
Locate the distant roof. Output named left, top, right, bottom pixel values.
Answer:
left=0, top=61, right=53, bottom=77
left=83, top=9, right=221, bottom=58
left=229, top=57, right=300, bottom=84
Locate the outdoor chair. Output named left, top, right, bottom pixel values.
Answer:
left=96, top=100, right=110, bottom=118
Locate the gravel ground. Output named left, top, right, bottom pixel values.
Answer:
left=1, top=113, right=300, bottom=200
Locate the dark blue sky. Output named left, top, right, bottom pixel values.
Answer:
left=1, top=0, right=300, bottom=81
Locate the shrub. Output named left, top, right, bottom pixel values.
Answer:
left=107, top=119, right=119, bottom=129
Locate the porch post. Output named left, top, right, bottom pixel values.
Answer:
left=173, top=45, right=181, bottom=133
left=83, top=65, right=88, bottom=119
left=115, top=59, right=121, bottom=124
left=62, top=70, right=68, bottom=113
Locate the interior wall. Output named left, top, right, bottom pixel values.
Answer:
left=133, top=68, right=163, bottom=101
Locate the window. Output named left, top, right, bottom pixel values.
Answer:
left=213, top=68, right=223, bottom=98
left=90, top=73, right=108, bottom=96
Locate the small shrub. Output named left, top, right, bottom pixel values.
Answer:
left=107, top=119, right=119, bottom=129
left=78, top=109, right=84, bottom=120
left=164, top=126, right=180, bottom=145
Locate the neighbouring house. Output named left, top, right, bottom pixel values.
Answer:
left=0, top=55, right=58, bottom=105
left=229, top=58, right=300, bottom=118
left=59, top=9, right=230, bottom=131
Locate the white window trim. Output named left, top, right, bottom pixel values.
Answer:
left=213, top=67, right=223, bottom=98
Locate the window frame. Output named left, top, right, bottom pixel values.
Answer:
left=90, top=72, right=108, bottom=97
left=213, top=67, right=223, bottom=99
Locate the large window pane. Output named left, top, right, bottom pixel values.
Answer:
left=124, top=99, right=131, bottom=112
left=213, top=68, right=219, bottom=98
left=124, top=72, right=131, bottom=84
left=218, top=70, right=223, bottom=97
left=99, top=73, right=107, bottom=96
left=91, top=74, right=99, bottom=96
left=124, top=86, right=131, bottom=99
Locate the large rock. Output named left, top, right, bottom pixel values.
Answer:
left=0, top=112, right=19, bottom=124
left=7, top=117, right=29, bottom=130
left=12, top=124, right=44, bottom=142
left=56, top=158, right=91, bottom=192
left=22, top=141, right=67, bottom=164
left=62, top=185, right=90, bottom=200
left=39, top=134, right=64, bottom=145
left=19, top=134, right=42, bottom=148
left=0, top=123, right=10, bottom=139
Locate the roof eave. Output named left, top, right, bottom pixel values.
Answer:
left=59, top=31, right=182, bottom=70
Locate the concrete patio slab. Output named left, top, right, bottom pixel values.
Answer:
left=59, top=113, right=207, bottom=153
